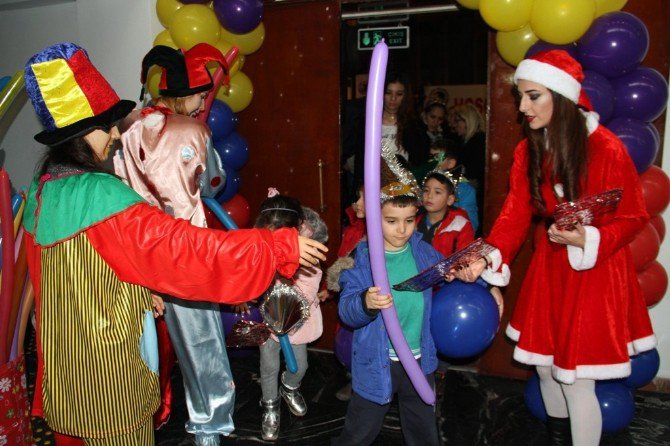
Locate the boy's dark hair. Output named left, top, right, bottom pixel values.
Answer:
left=383, top=195, right=420, bottom=209
left=254, top=194, right=304, bottom=230
left=423, top=171, right=456, bottom=195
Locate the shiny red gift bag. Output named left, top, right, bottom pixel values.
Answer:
left=0, top=355, right=32, bottom=445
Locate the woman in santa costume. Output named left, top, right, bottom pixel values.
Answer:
left=453, top=50, right=656, bottom=445
left=113, top=43, right=237, bottom=445
left=22, top=42, right=326, bottom=446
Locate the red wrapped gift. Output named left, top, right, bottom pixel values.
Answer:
left=0, top=355, right=33, bottom=445
left=553, top=189, right=623, bottom=231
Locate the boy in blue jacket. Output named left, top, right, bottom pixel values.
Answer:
left=333, top=152, right=441, bottom=446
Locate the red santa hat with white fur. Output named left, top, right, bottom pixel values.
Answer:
left=513, top=49, right=593, bottom=111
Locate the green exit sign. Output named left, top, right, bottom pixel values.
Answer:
left=358, top=26, right=410, bottom=51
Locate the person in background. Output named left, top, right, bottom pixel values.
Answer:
left=453, top=103, right=486, bottom=224
left=253, top=189, right=326, bottom=441
left=421, top=101, right=447, bottom=145
left=333, top=151, right=441, bottom=446
left=451, top=50, right=656, bottom=446
left=22, top=42, right=327, bottom=446
left=418, top=170, right=474, bottom=255
left=113, top=44, right=235, bottom=445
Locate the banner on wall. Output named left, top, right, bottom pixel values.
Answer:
left=424, top=84, right=486, bottom=116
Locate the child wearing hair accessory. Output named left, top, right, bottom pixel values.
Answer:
left=333, top=149, right=442, bottom=446
left=254, top=187, right=327, bottom=441
left=418, top=169, right=475, bottom=256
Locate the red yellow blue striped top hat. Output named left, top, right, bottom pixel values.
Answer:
left=24, top=42, right=135, bottom=146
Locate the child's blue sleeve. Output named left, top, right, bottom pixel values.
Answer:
left=455, top=181, right=479, bottom=233
left=338, top=249, right=378, bottom=328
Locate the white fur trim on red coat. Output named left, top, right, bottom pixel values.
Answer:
left=480, top=248, right=510, bottom=286
left=553, top=363, right=631, bottom=384
left=567, top=225, right=600, bottom=271
left=628, top=334, right=658, bottom=355
left=512, top=345, right=554, bottom=367
left=439, top=215, right=469, bottom=233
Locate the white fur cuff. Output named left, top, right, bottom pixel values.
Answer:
left=481, top=249, right=510, bottom=286
left=567, top=225, right=600, bottom=271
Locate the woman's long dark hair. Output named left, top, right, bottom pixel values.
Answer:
left=524, top=91, right=588, bottom=213
left=37, top=136, right=110, bottom=176
left=384, top=72, right=414, bottom=148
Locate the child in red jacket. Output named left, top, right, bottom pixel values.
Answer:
left=417, top=170, right=474, bottom=256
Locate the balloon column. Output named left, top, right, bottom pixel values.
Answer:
left=152, top=0, right=263, bottom=229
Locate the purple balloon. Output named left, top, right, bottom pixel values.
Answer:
left=582, top=70, right=614, bottom=123
left=612, top=67, right=669, bottom=123
left=524, top=373, right=547, bottom=421
left=215, top=165, right=241, bottom=203
left=214, top=131, right=249, bottom=171
left=607, top=117, right=659, bottom=173
left=334, top=326, right=353, bottom=371
left=578, top=12, right=649, bottom=78
left=624, top=349, right=660, bottom=388
left=525, top=41, right=578, bottom=59
left=213, top=0, right=263, bottom=35
left=208, top=100, right=238, bottom=141
left=596, top=381, right=635, bottom=433
left=363, top=42, right=435, bottom=406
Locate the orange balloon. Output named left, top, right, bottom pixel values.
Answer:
left=637, top=261, right=668, bottom=307
left=169, top=4, right=221, bottom=49
left=629, top=223, right=660, bottom=272
left=216, top=71, right=254, bottom=112
left=146, top=66, right=163, bottom=99
left=156, top=0, right=183, bottom=28
left=153, top=29, right=178, bottom=49
left=639, top=165, right=670, bottom=217
left=220, top=23, right=265, bottom=55
left=496, top=23, right=538, bottom=66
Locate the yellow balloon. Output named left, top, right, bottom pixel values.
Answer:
left=456, top=0, right=480, bottom=9
left=216, top=71, right=253, bottom=113
left=595, top=0, right=627, bottom=17
left=530, top=0, right=596, bottom=45
left=212, top=39, right=245, bottom=77
left=146, top=65, right=163, bottom=99
left=169, top=4, right=221, bottom=49
left=156, top=0, right=183, bottom=28
left=153, top=29, right=178, bottom=49
left=480, top=0, right=534, bottom=32
left=220, top=23, right=265, bottom=56
left=496, top=24, right=539, bottom=66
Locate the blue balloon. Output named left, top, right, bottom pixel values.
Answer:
left=214, top=131, right=249, bottom=171
left=215, top=165, right=240, bottom=203
left=624, top=349, right=660, bottom=388
left=524, top=373, right=547, bottom=421
left=207, top=100, right=238, bottom=141
left=577, top=12, right=649, bottom=78
left=607, top=117, right=659, bottom=173
left=582, top=70, right=614, bottom=123
left=0, top=76, right=10, bottom=92
left=596, top=381, right=635, bottom=433
left=334, top=326, right=353, bottom=371
left=612, top=67, right=669, bottom=123
left=213, top=0, right=263, bottom=34
left=430, top=281, right=499, bottom=358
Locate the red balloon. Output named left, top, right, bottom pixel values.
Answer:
left=629, top=223, right=660, bottom=271
left=204, top=205, right=226, bottom=231
left=649, top=215, right=665, bottom=242
left=637, top=261, right=668, bottom=307
left=223, top=194, right=250, bottom=228
left=639, top=165, right=670, bottom=216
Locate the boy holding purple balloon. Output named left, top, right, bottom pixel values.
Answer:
left=333, top=152, right=441, bottom=446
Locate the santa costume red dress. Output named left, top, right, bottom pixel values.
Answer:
left=479, top=51, right=656, bottom=384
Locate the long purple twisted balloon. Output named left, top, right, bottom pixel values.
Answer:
left=363, top=41, right=435, bottom=405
